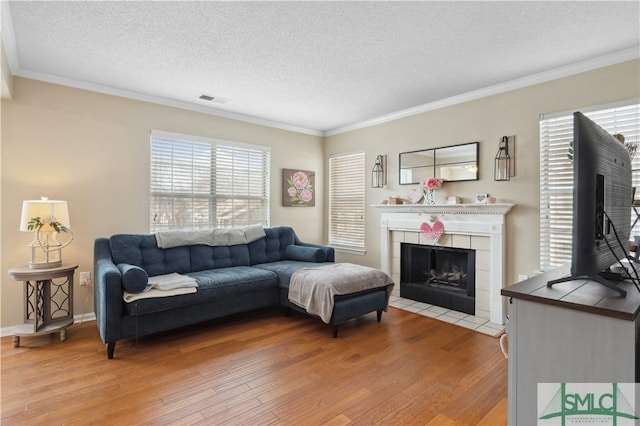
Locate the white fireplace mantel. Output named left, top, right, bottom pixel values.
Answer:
left=374, top=203, right=514, bottom=324
left=372, top=203, right=514, bottom=215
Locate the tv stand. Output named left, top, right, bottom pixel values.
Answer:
left=547, top=273, right=626, bottom=296
left=502, top=265, right=640, bottom=425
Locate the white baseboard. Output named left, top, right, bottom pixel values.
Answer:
left=0, top=312, right=96, bottom=337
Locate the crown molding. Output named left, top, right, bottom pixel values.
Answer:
left=2, top=1, right=321, bottom=136
left=324, top=47, right=640, bottom=137
left=1, top=0, right=18, bottom=73
left=4, top=3, right=638, bottom=141
left=13, top=69, right=324, bottom=137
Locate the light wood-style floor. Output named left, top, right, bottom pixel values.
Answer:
left=1, top=307, right=507, bottom=425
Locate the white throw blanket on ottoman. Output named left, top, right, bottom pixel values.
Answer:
left=288, top=263, right=394, bottom=323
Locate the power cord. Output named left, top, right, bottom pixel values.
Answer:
left=70, top=281, right=92, bottom=328
left=600, top=209, right=640, bottom=293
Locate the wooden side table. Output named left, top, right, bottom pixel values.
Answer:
left=8, top=264, right=78, bottom=347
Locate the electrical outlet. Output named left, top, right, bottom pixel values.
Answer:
left=80, top=271, right=91, bottom=287
left=518, top=274, right=529, bottom=281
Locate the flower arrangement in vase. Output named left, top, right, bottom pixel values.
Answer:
left=420, top=177, right=443, bottom=205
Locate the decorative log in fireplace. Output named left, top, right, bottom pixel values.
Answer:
left=400, top=243, right=476, bottom=315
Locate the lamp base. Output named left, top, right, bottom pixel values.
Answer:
left=28, top=232, right=63, bottom=269
left=29, top=260, right=62, bottom=269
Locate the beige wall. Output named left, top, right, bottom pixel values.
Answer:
left=2, top=60, right=638, bottom=329
left=1, top=39, right=14, bottom=100
left=324, top=60, right=640, bottom=288
left=1, top=77, right=324, bottom=328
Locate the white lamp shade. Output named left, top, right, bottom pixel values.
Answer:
left=20, top=198, right=71, bottom=232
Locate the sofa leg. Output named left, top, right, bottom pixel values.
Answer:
left=107, top=342, right=116, bottom=359
left=283, top=306, right=291, bottom=317
left=333, top=325, right=338, bottom=338
left=377, top=310, right=383, bottom=322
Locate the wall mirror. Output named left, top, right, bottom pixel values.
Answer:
left=399, top=142, right=479, bottom=185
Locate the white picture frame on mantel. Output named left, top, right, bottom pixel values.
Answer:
left=474, top=193, right=489, bottom=204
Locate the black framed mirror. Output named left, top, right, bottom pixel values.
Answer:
left=399, top=142, right=479, bottom=184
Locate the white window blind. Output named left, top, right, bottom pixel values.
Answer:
left=329, top=152, right=366, bottom=253
left=539, top=100, right=640, bottom=271
left=150, top=131, right=270, bottom=232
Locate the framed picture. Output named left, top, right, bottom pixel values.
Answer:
left=474, top=193, right=489, bottom=204
left=282, top=169, right=315, bottom=207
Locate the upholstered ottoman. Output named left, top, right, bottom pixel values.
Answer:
left=279, top=263, right=394, bottom=337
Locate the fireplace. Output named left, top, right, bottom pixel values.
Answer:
left=400, top=243, right=476, bottom=315
left=375, top=203, right=513, bottom=324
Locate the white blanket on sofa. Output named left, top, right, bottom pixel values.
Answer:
left=123, top=273, right=198, bottom=303
left=288, top=263, right=394, bottom=323
left=155, top=225, right=266, bottom=248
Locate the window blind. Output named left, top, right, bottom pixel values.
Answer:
left=539, top=101, right=640, bottom=271
left=150, top=131, right=270, bottom=232
left=329, top=152, right=366, bottom=252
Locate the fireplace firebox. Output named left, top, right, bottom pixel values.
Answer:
left=400, top=243, right=476, bottom=315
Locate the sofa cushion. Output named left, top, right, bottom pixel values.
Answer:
left=248, top=227, right=295, bottom=265
left=253, top=261, right=332, bottom=287
left=189, top=266, right=279, bottom=296
left=285, top=245, right=326, bottom=263
left=110, top=234, right=191, bottom=276
left=117, top=263, right=148, bottom=293
left=124, top=266, right=279, bottom=316
left=189, top=244, right=251, bottom=272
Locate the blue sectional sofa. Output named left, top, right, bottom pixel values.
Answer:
left=94, top=226, right=388, bottom=359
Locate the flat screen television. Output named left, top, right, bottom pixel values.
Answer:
left=548, top=111, right=632, bottom=296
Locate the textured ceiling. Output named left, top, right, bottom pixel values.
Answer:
left=4, top=1, right=640, bottom=135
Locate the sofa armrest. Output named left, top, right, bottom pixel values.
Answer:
left=293, top=236, right=335, bottom=262
left=285, top=245, right=326, bottom=262
left=94, top=238, right=124, bottom=344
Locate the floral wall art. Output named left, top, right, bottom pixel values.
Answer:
left=282, top=169, right=315, bottom=207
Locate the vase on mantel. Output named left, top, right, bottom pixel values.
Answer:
left=424, top=189, right=436, bottom=205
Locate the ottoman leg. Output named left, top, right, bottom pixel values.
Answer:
left=377, top=310, right=383, bottom=322
left=333, top=325, right=338, bottom=338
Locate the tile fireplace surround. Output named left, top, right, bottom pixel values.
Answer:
left=374, top=203, right=514, bottom=325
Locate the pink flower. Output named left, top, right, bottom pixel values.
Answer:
left=287, top=186, right=297, bottom=197
left=421, top=177, right=442, bottom=189
left=292, top=171, right=309, bottom=189
left=300, top=189, right=313, bottom=202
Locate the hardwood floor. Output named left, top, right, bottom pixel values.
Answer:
left=1, top=307, right=507, bottom=425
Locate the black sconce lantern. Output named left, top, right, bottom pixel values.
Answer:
left=494, top=136, right=512, bottom=181
left=372, top=154, right=386, bottom=188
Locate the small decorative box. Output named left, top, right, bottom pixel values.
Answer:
left=446, top=196, right=460, bottom=205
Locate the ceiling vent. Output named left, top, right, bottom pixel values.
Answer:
left=198, top=94, right=229, bottom=104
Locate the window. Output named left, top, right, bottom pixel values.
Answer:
left=329, top=152, right=366, bottom=253
left=539, top=100, right=640, bottom=271
left=150, top=131, right=270, bottom=232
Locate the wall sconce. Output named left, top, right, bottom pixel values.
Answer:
left=494, top=136, right=515, bottom=181
left=20, top=197, right=74, bottom=269
left=372, top=154, right=387, bottom=188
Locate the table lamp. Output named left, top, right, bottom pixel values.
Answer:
left=20, top=197, right=73, bottom=269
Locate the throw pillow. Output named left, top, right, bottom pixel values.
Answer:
left=285, top=245, right=326, bottom=263
left=117, top=263, right=148, bottom=293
